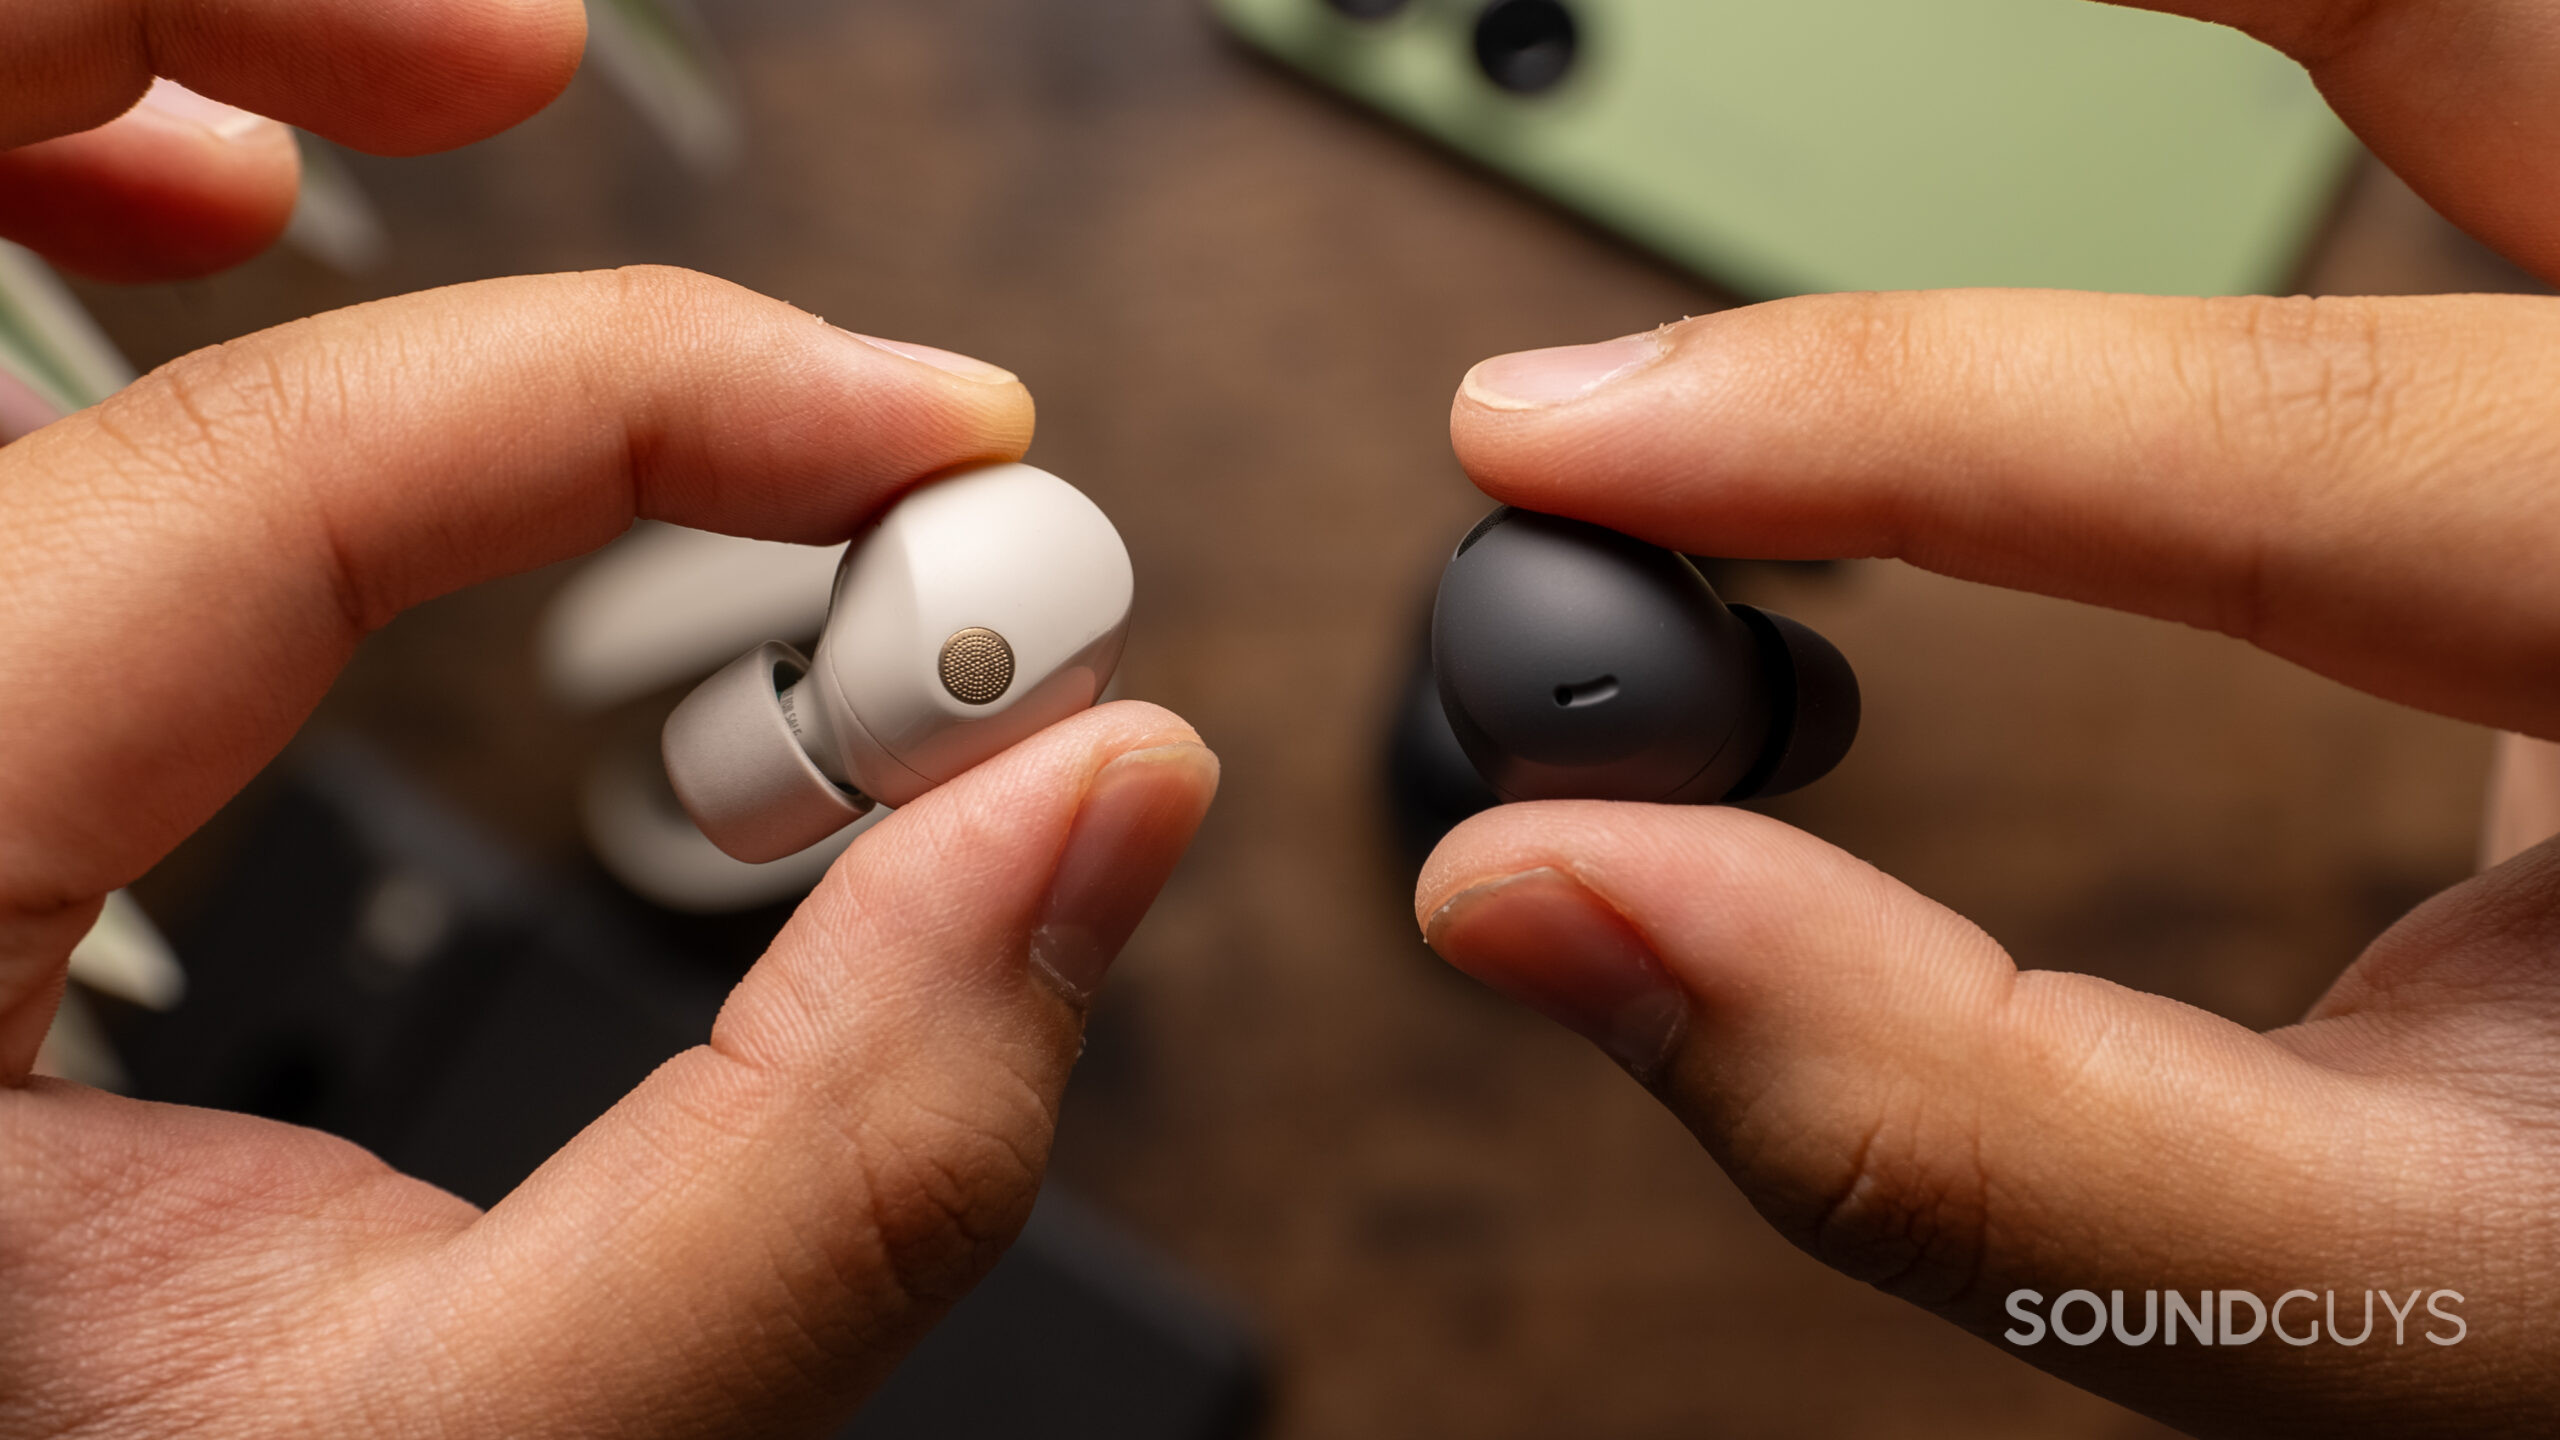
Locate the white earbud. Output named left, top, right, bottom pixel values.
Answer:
left=663, top=462, right=1134, bottom=862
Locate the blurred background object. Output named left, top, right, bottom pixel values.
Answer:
left=282, top=134, right=393, bottom=276
left=1221, top=0, right=2356, bottom=296
left=32, top=0, right=2545, bottom=1433
left=34, top=891, right=185, bottom=1091
left=0, top=239, right=133, bottom=439
left=586, top=0, right=748, bottom=174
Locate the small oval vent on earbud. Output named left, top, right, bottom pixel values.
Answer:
left=939, top=628, right=1016, bottom=705
left=1552, top=675, right=1619, bottom=709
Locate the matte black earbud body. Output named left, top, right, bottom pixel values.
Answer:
left=1431, top=508, right=1859, bottom=805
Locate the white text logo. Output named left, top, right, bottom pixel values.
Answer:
left=2002, top=1289, right=2466, bottom=1348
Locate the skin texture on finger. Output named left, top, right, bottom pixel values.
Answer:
left=0, top=83, right=301, bottom=281
left=2299, top=834, right=2560, bottom=1098
left=419, top=707, right=1218, bottom=1437
left=0, top=706, right=1218, bottom=1438
left=0, top=0, right=586, bottom=154
left=1454, top=291, right=2560, bottom=740
left=1419, top=803, right=2560, bottom=1437
left=0, top=265, right=1036, bottom=1079
left=0, top=1084, right=486, bottom=1437
left=2111, top=0, right=2560, bottom=282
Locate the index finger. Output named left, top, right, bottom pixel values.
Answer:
left=1452, top=290, right=2560, bottom=739
left=0, top=266, right=1033, bottom=1074
left=3, top=0, right=586, bottom=153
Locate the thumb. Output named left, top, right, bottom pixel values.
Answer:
left=410, top=702, right=1217, bottom=1438
left=1418, top=803, right=2499, bottom=1436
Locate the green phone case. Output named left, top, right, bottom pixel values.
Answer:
left=1215, top=0, right=2356, bottom=297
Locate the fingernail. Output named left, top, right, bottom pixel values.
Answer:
left=1029, top=742, right=1220, bottom=1001
left=851, top=333, right=1020, bottom=385
left=1425, top=868, right=1688, bottom=1078
left=137, top=78, right=269, bottom=142
left=1463, top=331, right=1666, bottom=411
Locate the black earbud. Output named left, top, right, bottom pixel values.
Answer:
left=1431, top=507, right=1859, bottom=805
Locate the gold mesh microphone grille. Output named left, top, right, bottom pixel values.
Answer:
left=939, top=628, right=1016, bottom=705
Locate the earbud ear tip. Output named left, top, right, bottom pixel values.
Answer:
left=663, top=641, right=873, bottom=863
left=1726, top=606, right=1860, bottom=801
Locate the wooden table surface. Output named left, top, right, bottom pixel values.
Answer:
left=74, top=1, right=2542, bottom=1435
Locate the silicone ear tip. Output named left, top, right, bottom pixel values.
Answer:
left=1727, top=606, right=1860, bottom=801
left=662, top=641, right=873, bottom=863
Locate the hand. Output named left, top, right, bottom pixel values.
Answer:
left=0, top=269, right=1220, bottom=1436
left=1422, top=4, right=2560, bottom=1434
left=0, top=0, right=588, bottom=280
left=1, top=12, right=1220, bottom=1438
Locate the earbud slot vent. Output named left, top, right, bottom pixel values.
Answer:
left=1453, top=506, right=1519, bottom=560
left=1552, top=675, right=1620, bottom=709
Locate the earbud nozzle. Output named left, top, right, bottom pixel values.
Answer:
left=1727, top=606, right=1861, bottom=801
left=663, top=641, right=873, bottom=864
